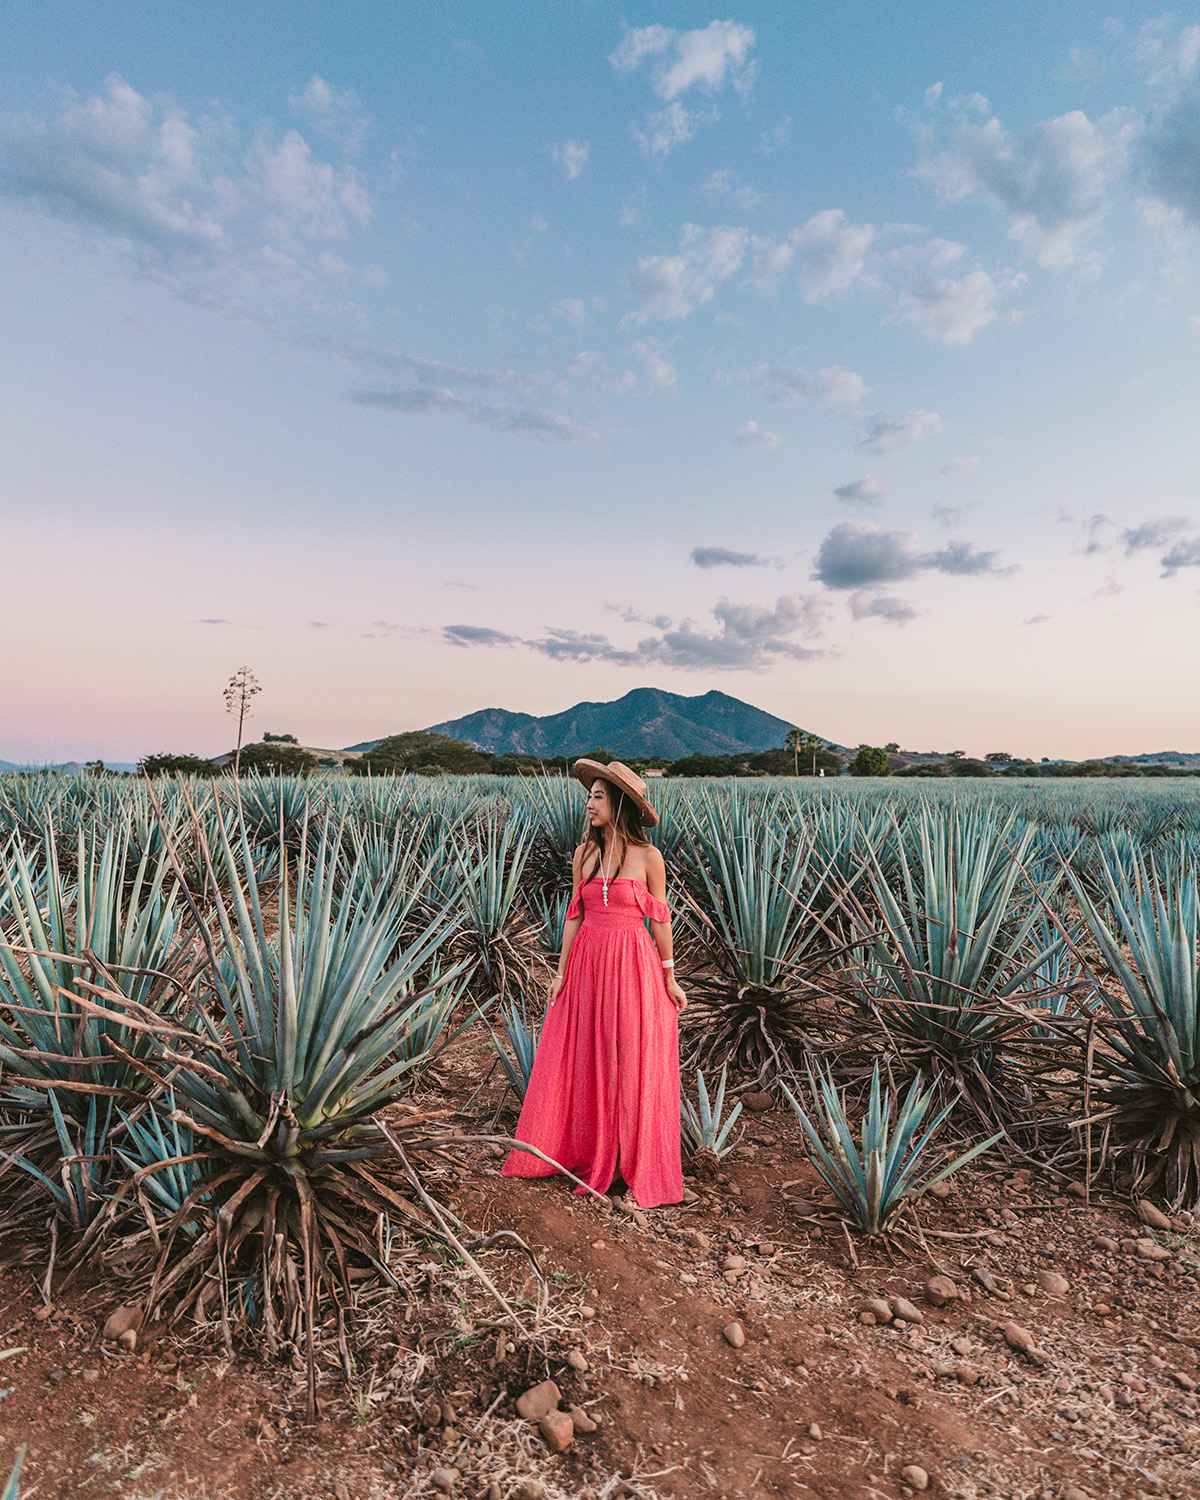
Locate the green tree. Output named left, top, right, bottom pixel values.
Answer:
left=139, top=753, right=219, bottom=777
left=236, top=741, right=318, bottom=775
left=850, top=745, right=889, bottom=777
left=351, top=731, right=492, bottom=776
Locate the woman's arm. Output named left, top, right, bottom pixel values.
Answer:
left=646, top=847, right=687, bottom=1014
left=548, top=844, right=587, bottom=1007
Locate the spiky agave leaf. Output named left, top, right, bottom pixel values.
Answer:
left=1064, top=841, right=1200, bottom=1209
left=782, top=1061, right=1001, bottom=1235
left=674, top=789, right=840, bottom=1085
left=680, top=1066, right=743, bottom=1178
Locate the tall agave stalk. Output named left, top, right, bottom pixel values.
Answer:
left=1065, top=842, right=1200, bottom=1208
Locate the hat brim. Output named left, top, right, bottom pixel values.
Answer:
left=573, top=759, right=659, bottom=827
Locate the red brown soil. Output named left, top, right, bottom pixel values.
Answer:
left=1, top=1035, right=1198, bottom=1500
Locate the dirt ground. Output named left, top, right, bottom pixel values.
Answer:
left=1, top=1033, right=1198, bottom=1500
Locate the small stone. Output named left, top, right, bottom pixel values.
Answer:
left=1002, top=1321, right=1037, bottom=1355
left=1093, top=1303, right=1111, bottom=1317
left=861, top=1297, right=893, bottom=1324
left=81, top=1368, right=100, bottom=1384
left=1137, top=1201, right=1173, bottom=1232
left=580, top=1305, right=596, bottom=1319
left=102, top=1305, right=143, bottom=1343
left=569, top=1404, right=598, bottom=1432
left=807, top=1422, right=822, bottom=1440
left=743, top=1091, right=773, bottom=1111
left=1136, top=1238, right=1171, bottom=1261
left=1065, top=1181, right=1087, bottom=1199
left=516, top=1380, right=561, bottom=1421
left=679, top=1272, right=697, bottom=1285
left=566, top=1349, right=588, bottom=1372
left=1063, top=1488, right=1089, bottom=1500
left=538, top=1410, right=574, bottom=1452
left=890, top=1296, right=924, bottom=1325
left=683, top=1229, right=711, bottom=1252
left=1095, top=1235, right=1119, bottom=1253
left=900, top=1465, right=929, bottom=1491
left=722, top=1253, right=746, bottom=1272
left=950, top=1336, right=973, bottom=1356
left=332, top=1484, right=350, bottom=1500
left=429, top=1467, right=459, bottom=1494
left=926, top=1180, right=951, bottom=1198
left=33, top=1305, right=53, bottom=1322
left=1036, top=1270, right=1070, bottom=1296
left=957, top=1365, right=981, bottom=1386
left=1172, top=1370, right=1199, bottom=1392
left=722, top=1322, right=745, bottom=1348
left=118, top=1329, right=138, bottom=1352
left=924, top=1275, right=957, bottom=1307
left=513, top=1483, right=544, bottom=1500
left=590, top=1239, right=605, bottom=1249
left=859, top=1312, right=877, bottom=1326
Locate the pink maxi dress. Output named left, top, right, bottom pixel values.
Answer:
left=501, top=877, right=683, bottom=1208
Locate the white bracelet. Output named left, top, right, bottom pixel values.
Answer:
left=662, top=959, right=675, bottom=969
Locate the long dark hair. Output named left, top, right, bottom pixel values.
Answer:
left=581, top=777, right=651, bottom=882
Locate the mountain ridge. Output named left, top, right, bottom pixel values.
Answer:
left=348, top=687, right=824, bottom=760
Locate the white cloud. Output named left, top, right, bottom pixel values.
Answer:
left=253, top=130, right=372, bottom=238
left=568, top=351, right=637, bottom=392
left=633, top=102, right=704, bottom=159
left=748, top=235, right=795, bottom=294
left=849, top=591, right=921, bottom=624
left=446, top=590, right=828, bottom=671
left=691, top=546, right=773, bottom=567
left=813, top=521, right=1010, bottom=589
left=756, top=363, right=869, bottom=416
left=860, top=410, right=942, bottom=455
left=1122, top=514, right=1194, bottom=555
left=349, top=387, right=598, bottom=444
left=630, top=341, right=678, bottom=388
left=834, top=474, right=889, bottom=506
left=734, top=420, right=781, bottom=449
left=794, top=209, right=876, bottom=300
left=627, top=223, right=747, bottom=319
left=553, top=139, right=591, bottom=180
left=612, top=21, right=756, bottom=100
left=551, top=297, right=588, bottom=328
left=703, top=169, right=760, bottom=212
left=917, top=106, right=1134, bottom=267
left=291, top=76, right=369, bottom=151
left=940, top=456, right=978, bottom=476
left=894, top=267, right=1000, bottom=345
left=1142, top=94, right=1200, bottom=225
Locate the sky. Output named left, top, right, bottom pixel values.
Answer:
left=3, top=1, right=1200, bottom=763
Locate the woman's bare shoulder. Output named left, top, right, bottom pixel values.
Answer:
left=641, top=843, right=666, bottom=873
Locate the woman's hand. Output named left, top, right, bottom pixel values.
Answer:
left=548, top=975, right=566, bottom=1008
left=665, top=976, right=687, bottom=1014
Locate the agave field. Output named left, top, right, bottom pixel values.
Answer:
left=0, top=769, right=1199, bottom=1496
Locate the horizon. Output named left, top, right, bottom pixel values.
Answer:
left=4, top=4, right=1200, bottom=761
left=1, top=684, right=1196, bottom=769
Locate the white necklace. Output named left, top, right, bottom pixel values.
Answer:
left=601, top=838, right=619, bottom=906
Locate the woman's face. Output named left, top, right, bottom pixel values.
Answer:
left=585, top=778, right=613, bottom=829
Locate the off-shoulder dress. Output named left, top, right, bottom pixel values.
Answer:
left=500, top=876, right=683, bottom=1208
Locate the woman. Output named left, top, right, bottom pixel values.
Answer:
left=501, top=759, right=686, bottom=1208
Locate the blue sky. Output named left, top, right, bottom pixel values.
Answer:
left=3, top=2, right=1200, bottom=761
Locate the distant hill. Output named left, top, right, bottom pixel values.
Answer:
left=349, top=688, right=823, bottom=761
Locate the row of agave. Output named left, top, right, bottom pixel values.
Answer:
left=0, top=801, right=484, bottom=1418
left=1, top=770, right=1198, bottom=1389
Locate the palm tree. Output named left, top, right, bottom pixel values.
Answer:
left=785, top=728, right=824, bottom=776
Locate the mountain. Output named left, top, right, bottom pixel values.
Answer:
left=349, top=688, right=816, bottom=760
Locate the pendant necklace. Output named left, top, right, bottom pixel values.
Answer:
left=601, top=838, right=618, bottom=907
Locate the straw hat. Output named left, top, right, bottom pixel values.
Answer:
left=572, top=759, right=659, bottom=828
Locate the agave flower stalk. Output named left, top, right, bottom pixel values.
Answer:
left=783, top=1061, right=1001, bottom=1235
